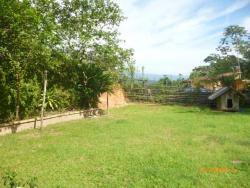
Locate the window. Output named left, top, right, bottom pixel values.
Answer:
left=227, top=99, right=233, bottom=108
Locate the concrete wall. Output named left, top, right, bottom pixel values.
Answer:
left=217, top=91, right=239, bottom=111
left=98, top=85, right=127, bottom=109
left=0, top=109, right=102, bottom=136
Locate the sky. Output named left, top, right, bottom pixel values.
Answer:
left=115, top=0, right=250, bottom=75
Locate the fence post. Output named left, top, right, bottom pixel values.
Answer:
left=34, top=117, right=37, bottom=129
left=40, top=70, right=47, bottom=129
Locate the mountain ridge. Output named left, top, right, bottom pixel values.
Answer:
left=135, top=73, right=188, bottom=81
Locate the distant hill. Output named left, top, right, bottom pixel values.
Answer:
left=135, top=73, right=188, bottom=81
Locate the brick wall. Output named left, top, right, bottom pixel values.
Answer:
left=98, top=85, right=127, bottom=109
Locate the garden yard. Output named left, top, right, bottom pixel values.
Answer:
left=0, top=104, right=249, bottom=187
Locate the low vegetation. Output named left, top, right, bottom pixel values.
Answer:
left=0, top=104, right=249, bottom=187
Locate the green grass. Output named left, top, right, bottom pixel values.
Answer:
left=0, top=104, right=249, bottom=187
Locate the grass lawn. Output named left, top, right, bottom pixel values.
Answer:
left=0, top=104, right=249, bottom=187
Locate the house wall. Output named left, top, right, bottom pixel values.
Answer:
left=217, top=91, right=239, bottom=111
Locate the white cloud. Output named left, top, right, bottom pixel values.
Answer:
left=242, top=16, right=250, bottom=31
left=116, top=0, right=250, bottom=75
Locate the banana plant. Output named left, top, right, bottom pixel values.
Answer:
left=39, top=92, right=61, bottom=111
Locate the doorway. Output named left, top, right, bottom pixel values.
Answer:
left=227, top=99, right=233, bottom=108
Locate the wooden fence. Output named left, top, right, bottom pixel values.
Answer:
left=125, top=88, right=212, bottom=105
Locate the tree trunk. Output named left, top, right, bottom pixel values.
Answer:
left=15, top=73, right=20, bottom=120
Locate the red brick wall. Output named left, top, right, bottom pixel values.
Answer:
left=98, top=85, right=127, bottom=109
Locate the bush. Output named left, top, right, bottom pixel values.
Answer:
left=19, top=79, right=41, bottom=119
left=1, top=169, right=38, bottom=188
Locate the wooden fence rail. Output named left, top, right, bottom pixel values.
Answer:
left=0, top=108, right=104, bottom=136
left=125, top=88, right=212, bottom=105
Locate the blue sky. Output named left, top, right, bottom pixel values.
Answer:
left=116, top=0, right=250, bottom=75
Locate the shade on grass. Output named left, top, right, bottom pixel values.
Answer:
left=0, top=104, right=249, bottom=187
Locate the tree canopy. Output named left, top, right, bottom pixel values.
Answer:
left=190, top=25, right=250, bottom=88
left=0, top=0, right=134, bottom=122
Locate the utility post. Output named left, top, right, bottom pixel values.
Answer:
left=40, top=70, right=47, bottom=129
left=236, top=41, right=242, bottom=80
left=142, top=66, right=145, bottom=88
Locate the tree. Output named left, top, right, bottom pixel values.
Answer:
left=0, top=0, right=134, bottom=122
left=0, top=0, right=56, bottom=120
left=190, top=25, right=250, bottom=88
left=217, top=25, right=248, bottom=55
left=216, top=25, right=249, bottom=80
left=76, top=63, right=115, bottom=108
left=159, top=75, right=172, bottom=87
left=189, top=66, right=211, bottom=88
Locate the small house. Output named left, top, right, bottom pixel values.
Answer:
left=208, top=87, right=239, bottom=111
